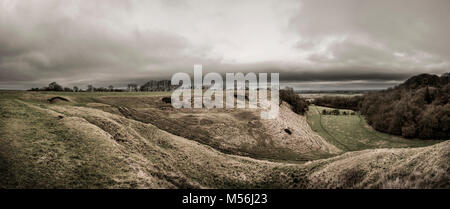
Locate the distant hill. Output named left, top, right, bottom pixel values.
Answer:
left=399, top=73, right=449, bottom=89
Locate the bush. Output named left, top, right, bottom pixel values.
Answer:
left=331, top=109, right=340, bottom=115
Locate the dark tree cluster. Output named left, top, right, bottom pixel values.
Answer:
left=313, top=95, right=363, bottom=111
left=360, top=73, right=450, bottom=140
left=280, top=88, right=309, bottom=115
left=322, top=109, right=355, bottom=115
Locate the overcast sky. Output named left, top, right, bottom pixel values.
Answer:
left=1, top=0, right=449, bottom=90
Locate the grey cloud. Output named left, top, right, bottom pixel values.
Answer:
left=0, top=0, right=215, bottom=89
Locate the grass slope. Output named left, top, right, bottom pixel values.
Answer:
left=20, top=91, right=339, bottom=162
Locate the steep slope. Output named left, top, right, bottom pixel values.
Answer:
left=260, top=103, right=341, bottom=157
left=93, top=95, right=340, bottom=162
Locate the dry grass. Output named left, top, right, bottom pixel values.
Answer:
left=307, top=142, right=450, bottom=188
left=0, top=91, right=448, bottom=188
left=93, top=95, right=339, bottom=162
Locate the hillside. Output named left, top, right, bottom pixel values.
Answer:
left=399, top=73, right=449, bottom=89
left=0, top=91, right=448, bottom=188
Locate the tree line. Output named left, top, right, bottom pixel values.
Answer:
left=314, top=95, right=363, bottom=111
left=29, top=82, right=122, bottom=92
left=29, top=80, right=179, bottom=92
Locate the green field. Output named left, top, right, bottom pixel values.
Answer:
left=306, top=105, right=440, bottom=151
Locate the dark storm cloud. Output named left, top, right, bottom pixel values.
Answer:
left=278, top=69, right=411, bottom=82
left=289, top=0, right=450, bottom=78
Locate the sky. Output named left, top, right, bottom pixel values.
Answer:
left=0, top=0, right=449, bottom=90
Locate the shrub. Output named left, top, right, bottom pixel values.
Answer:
left=331, top=109, right=340, bottom=115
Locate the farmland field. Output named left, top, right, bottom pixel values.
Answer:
left=306, top=105, right=440, bottom=151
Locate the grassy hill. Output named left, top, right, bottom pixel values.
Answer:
left=0, top=91, right=448, bottom=188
